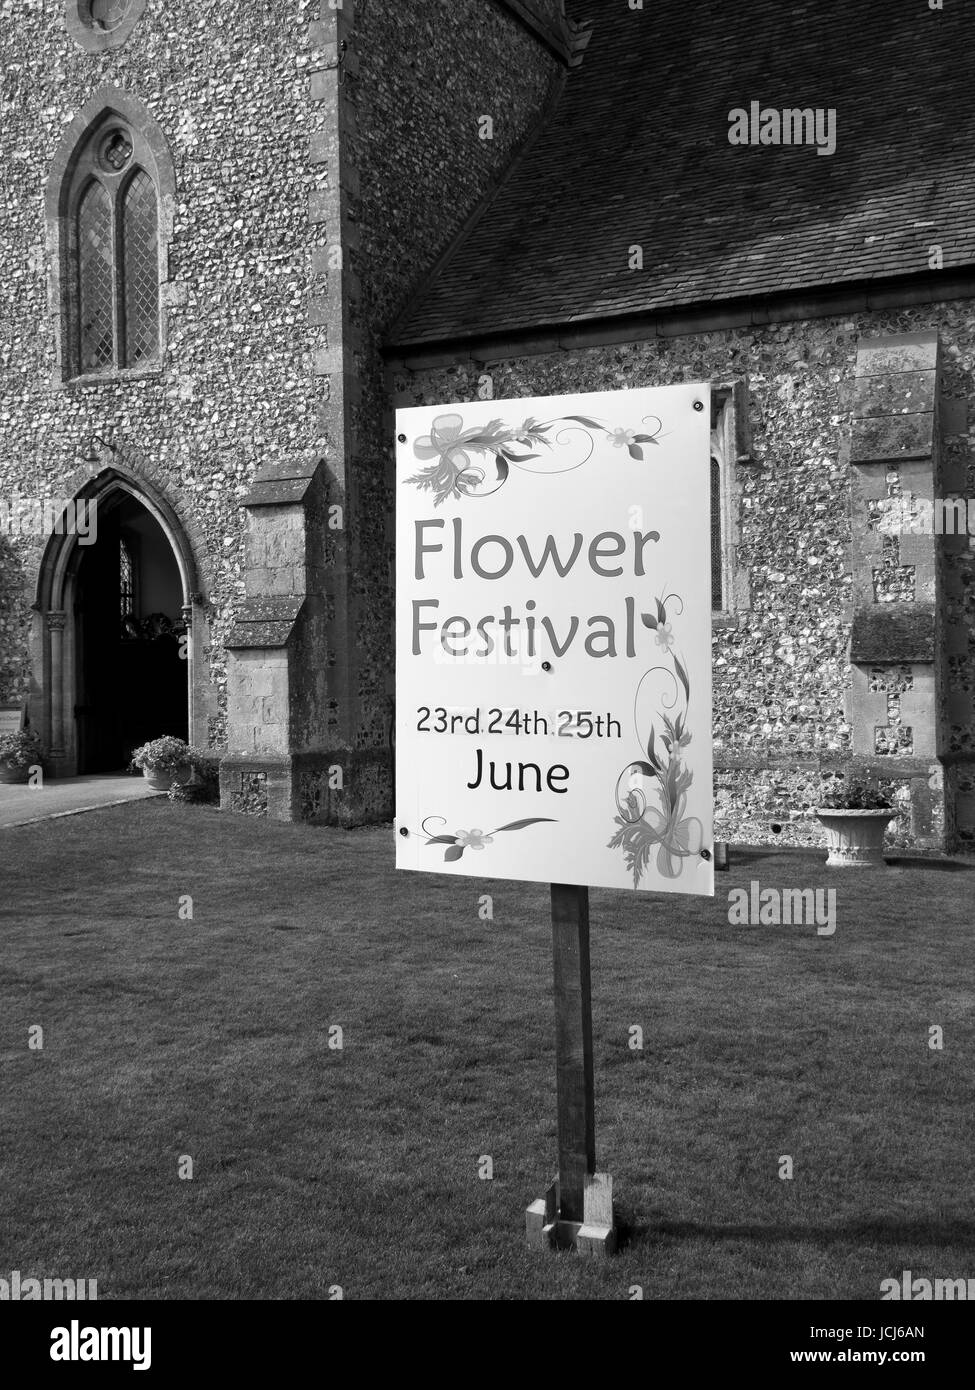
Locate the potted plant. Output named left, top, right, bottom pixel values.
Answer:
left=0, top=730, right=44, bottom=785
left=814, top=776, right=896, bottom=867
left=130, top=736, right=193, bottom=792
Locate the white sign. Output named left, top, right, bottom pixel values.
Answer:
left=395, top=385, right=714, bottom=897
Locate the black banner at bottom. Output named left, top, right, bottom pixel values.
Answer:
left=0, top=1299, right=967, bottom=1375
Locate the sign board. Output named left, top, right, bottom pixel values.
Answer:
left=395, top=385, right=713, bottom=897
left=0, top=703, right=26, bottom=736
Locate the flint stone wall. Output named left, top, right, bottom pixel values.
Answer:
left=308, top=0, right=559, bottom=819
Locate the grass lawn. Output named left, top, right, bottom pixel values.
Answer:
left=1, top=800, right=974, bottom=1300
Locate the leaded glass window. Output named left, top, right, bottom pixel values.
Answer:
left=64, top=121, right=160, bottom=378
left=78, top=181, right=114, bottom=373
left=122, top=171, right=159, bottom=367
left=120, top=536, right=135, bottom=621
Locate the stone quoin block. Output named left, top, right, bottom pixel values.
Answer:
left=854, top=331, right=940, bottom=377
left=850, top=413, right=935, bottom=463
left=852, top=370, right=937, bottom=420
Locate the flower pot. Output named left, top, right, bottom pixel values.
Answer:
left=0, top=763, right=27, bottom=785
left=814, top=808, right=895, bottom=867
left=143, top=763, right=191, bottom=792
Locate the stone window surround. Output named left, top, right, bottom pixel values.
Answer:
left=45, top=86, right=176, bottom=388
left=65, top=0, right=147, bottom=55
left=66, top=125, right=159, bottom=378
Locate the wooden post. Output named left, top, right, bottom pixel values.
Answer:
left=550, top=882, right=595, bottom=1223
left=526, top=884, right=615, bottom=1254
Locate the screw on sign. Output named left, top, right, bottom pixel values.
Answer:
left=394, top=386, right=714, bottom=1255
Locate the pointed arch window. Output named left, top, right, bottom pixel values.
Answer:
left=63, top=119, right=160, bottom=379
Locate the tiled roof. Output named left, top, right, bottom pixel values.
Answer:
left=389, top=0, right=975, bottom=350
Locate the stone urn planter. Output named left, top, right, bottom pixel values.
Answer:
left=0, top=763, right=28, bottom=785
left=131, top=737, right=193, bottom=793
left=143, top=764, right=191, bottom=792
left=814, top=808, right=895, bottom=867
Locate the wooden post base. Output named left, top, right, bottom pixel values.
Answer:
left=526, top=1172, right=617, bottom=1257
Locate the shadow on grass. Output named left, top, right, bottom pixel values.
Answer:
left=727, top=845, right=825, bottom=865
left=725, top=846, right=975, bottom=874
left=885, top=857, right=975, bottom=873
left=617, top=1215, right=975, bottom=1249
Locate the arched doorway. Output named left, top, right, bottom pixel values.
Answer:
left=75, top=491, right=188, bottom=772
left=35, top=468, right=199, bottom=777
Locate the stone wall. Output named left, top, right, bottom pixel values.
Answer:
left=390, top=299, right=975, bottom=852
left=325, top=0, right=560, bottom=808
left=0, top=1, right=324, bottom=756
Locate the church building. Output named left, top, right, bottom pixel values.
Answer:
left=1, top=0, right=974, bottom=852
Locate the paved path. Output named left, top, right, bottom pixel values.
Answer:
left=0, top=773, right=163, bottom=829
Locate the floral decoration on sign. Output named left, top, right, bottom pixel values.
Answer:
left=404, top=411, right=662, bottom=506
left=608, top=592, right=704, bottom=885
left=413, top=816, right=557, bottom=863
